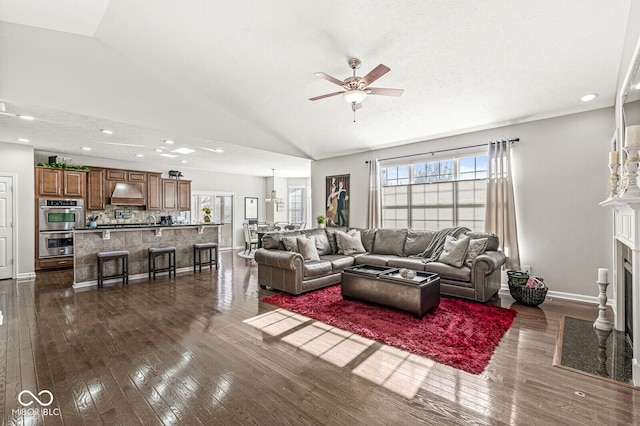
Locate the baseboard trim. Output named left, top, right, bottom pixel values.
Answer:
left=499, top=284, right=609, bottom=306
left=73, top=266, right=196, bottom=290
left=17, top=272, right=36, bottom=281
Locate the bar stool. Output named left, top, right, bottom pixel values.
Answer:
left=148, top=246, right=177, bottom=280
left=193, top=242, right=218, bottom=272
left=97, top=250, right=129, bottom=288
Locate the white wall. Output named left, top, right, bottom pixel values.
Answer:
left=312, top=107, right=614, bottom=299
left=0, top=142, right=35, bottom=278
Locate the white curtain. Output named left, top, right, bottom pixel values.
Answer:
left=366, top=159, right=382, bottom=228
left=485, top=141, right=520, bottom=270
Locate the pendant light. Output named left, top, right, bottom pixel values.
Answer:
left=265, top=168, right=283, bottom=203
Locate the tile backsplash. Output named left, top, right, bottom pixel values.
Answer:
left=87, top=205, right=190, bottom=225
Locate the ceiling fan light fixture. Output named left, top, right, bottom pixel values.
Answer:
left=342, top=90, right=367, bottom=104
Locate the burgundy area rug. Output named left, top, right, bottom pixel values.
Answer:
left=263, top=285, right=517, bottom=374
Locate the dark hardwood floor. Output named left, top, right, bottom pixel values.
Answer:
left=0, top=252, right=638, bottom=425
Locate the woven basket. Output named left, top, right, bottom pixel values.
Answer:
left=508, top=280, right=548, bottom=306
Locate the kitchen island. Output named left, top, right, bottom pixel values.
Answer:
left=73, top=224, right=220, bottom=289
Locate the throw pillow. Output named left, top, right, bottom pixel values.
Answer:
left=297, top=236, right=320, bottom=261
left=282, top=236, right=299, bottom=253
left=464, top=238, right=488, bottom=267
left=335, top=230, right=367, bottom=255
left=438, top=235, right=471, bottom=267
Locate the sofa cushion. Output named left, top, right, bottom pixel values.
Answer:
left=438, top=235, right=471, bottom=267
left=403, top=230, right=435, bottom=256
left=281, top=236, right=299, bottom=252
left=336, top=230, right=367, bottom=255
left=354, top=254, right=399, bottom=267
left=424, top=262, right=472, bottom=284
left=387, top=257, right=427, bottom=271
left=302, top=229, right=332, bottom=255
left=357, top=228, right=377, bottom=252
left=325, top=227, right=348, bottom=254
left=298, top=236, right=320, bottom=261
left=262, top=231, right=302, bottom=250
left=320, top=254, right=356, bottom=272
left=466, top=231, right=499, bottom=251
left=303, top=260, right=333, bottom=278
left=464, top=238, right=488, bottom=267
left=372, top=229, right=407, bottom=256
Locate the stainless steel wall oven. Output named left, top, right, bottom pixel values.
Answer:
left=38, top=199, right=84, bottom=258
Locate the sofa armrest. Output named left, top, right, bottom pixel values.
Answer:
left=254, top=248, right=304, bottom=271
left=472, top=251, right=506, bottom=275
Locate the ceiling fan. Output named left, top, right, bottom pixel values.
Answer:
left=309, top=58, right=404, bottom=121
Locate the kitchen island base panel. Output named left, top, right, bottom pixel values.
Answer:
left=74, top=225, right=219, bottom=288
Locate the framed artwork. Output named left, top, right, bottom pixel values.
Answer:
left=325, top=174, right=350, bottom=227
left=244, top=197, right=258, bottom=220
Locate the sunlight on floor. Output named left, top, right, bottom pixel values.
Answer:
left=243, top=308, right=436, bottom=399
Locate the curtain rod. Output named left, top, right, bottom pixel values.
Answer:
left=366, top=138, right=520, bottom=163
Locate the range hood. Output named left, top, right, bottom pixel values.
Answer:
left=110, top=182, right=146, bottom=206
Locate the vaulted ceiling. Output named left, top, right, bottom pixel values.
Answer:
left=0, top=1, right=633, bottom=177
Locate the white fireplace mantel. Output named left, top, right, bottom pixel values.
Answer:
left=601, top=196, right=640, bottom=386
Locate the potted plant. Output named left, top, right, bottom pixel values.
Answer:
left=316, top=215, right=326, bottom=229
left=201, top=207, right=212, bottom=222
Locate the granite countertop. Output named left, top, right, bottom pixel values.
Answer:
left=75, top=223, right=222, bottom=231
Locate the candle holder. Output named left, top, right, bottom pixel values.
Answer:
left=593, top=280, right=612, bottom=331
left=594, top=326, right=612, bottom=377
left=607, top=162, right=620, bottom=199
left=619, top=146, right=640, bottom=198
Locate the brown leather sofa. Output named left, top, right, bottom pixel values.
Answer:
left=254, top=227, right=506, bottom=302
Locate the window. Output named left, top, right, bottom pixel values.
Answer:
left=381, top=154, right=488, bottom=231
left=288, top=187, right=305, bottom=223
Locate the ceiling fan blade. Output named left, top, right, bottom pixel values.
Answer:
left=351, top=102, right=362, bottom=112
left=314, top=72, right=345, bottom=86
left=366, top=87, right=404, bottom=97
left=309, top=91, right=345, bottom=101
left=361, top=64, right=390, bottom=86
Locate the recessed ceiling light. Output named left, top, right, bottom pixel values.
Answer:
left=82, top=146, right=91, bottom=151
left=164, top=140, right=174, bottom=144
left=180, top=160, right=188, bottom=163
left=172, top=147, right=195, bottom=155
left=633, top=82, right=640, bottom=91
left=135, top=154, right=144, bottom=158
left=100, top=129, right=113, bottom=134
left=17, top=138, right=29, bottom=143
left=17, top=114, right=34, bottom=120
left=201, top=147, right=224, bottom=153
left=160, top=153, right=178, bottom=158
left=154, top=148, right=163, bottom=153
left=580, top=93, right=598, bottom=102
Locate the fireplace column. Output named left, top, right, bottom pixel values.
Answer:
left=601, top=198, right=640, bottom=386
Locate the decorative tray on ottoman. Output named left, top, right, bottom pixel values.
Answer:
left=379, top=270, right=439, bottom=285
left=344, top=264, right=398, bottom=277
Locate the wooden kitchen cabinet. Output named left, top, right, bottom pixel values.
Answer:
left=36, top=168, right=63, bottom=197
left=64, top=170, right=86, bottom=197
left=177, top=180, right=191, bottom=211
left=87, top=168, right=106, bottom=210
left=128, top=172, right=146, bottom=182
left=106, top=169, right=127, bottom=181
left=36, top=167, right=86, bottom=198
left=162, top=179, right=177, bottom=210
left=147, top=173, right=162, bottom=210
left=37, top=256, right=73, bottom=270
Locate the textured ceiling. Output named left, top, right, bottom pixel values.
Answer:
left=0, top=1, right=633, bottom=177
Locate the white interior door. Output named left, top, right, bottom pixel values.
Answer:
left=0, top=176, right=14, bottom=280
